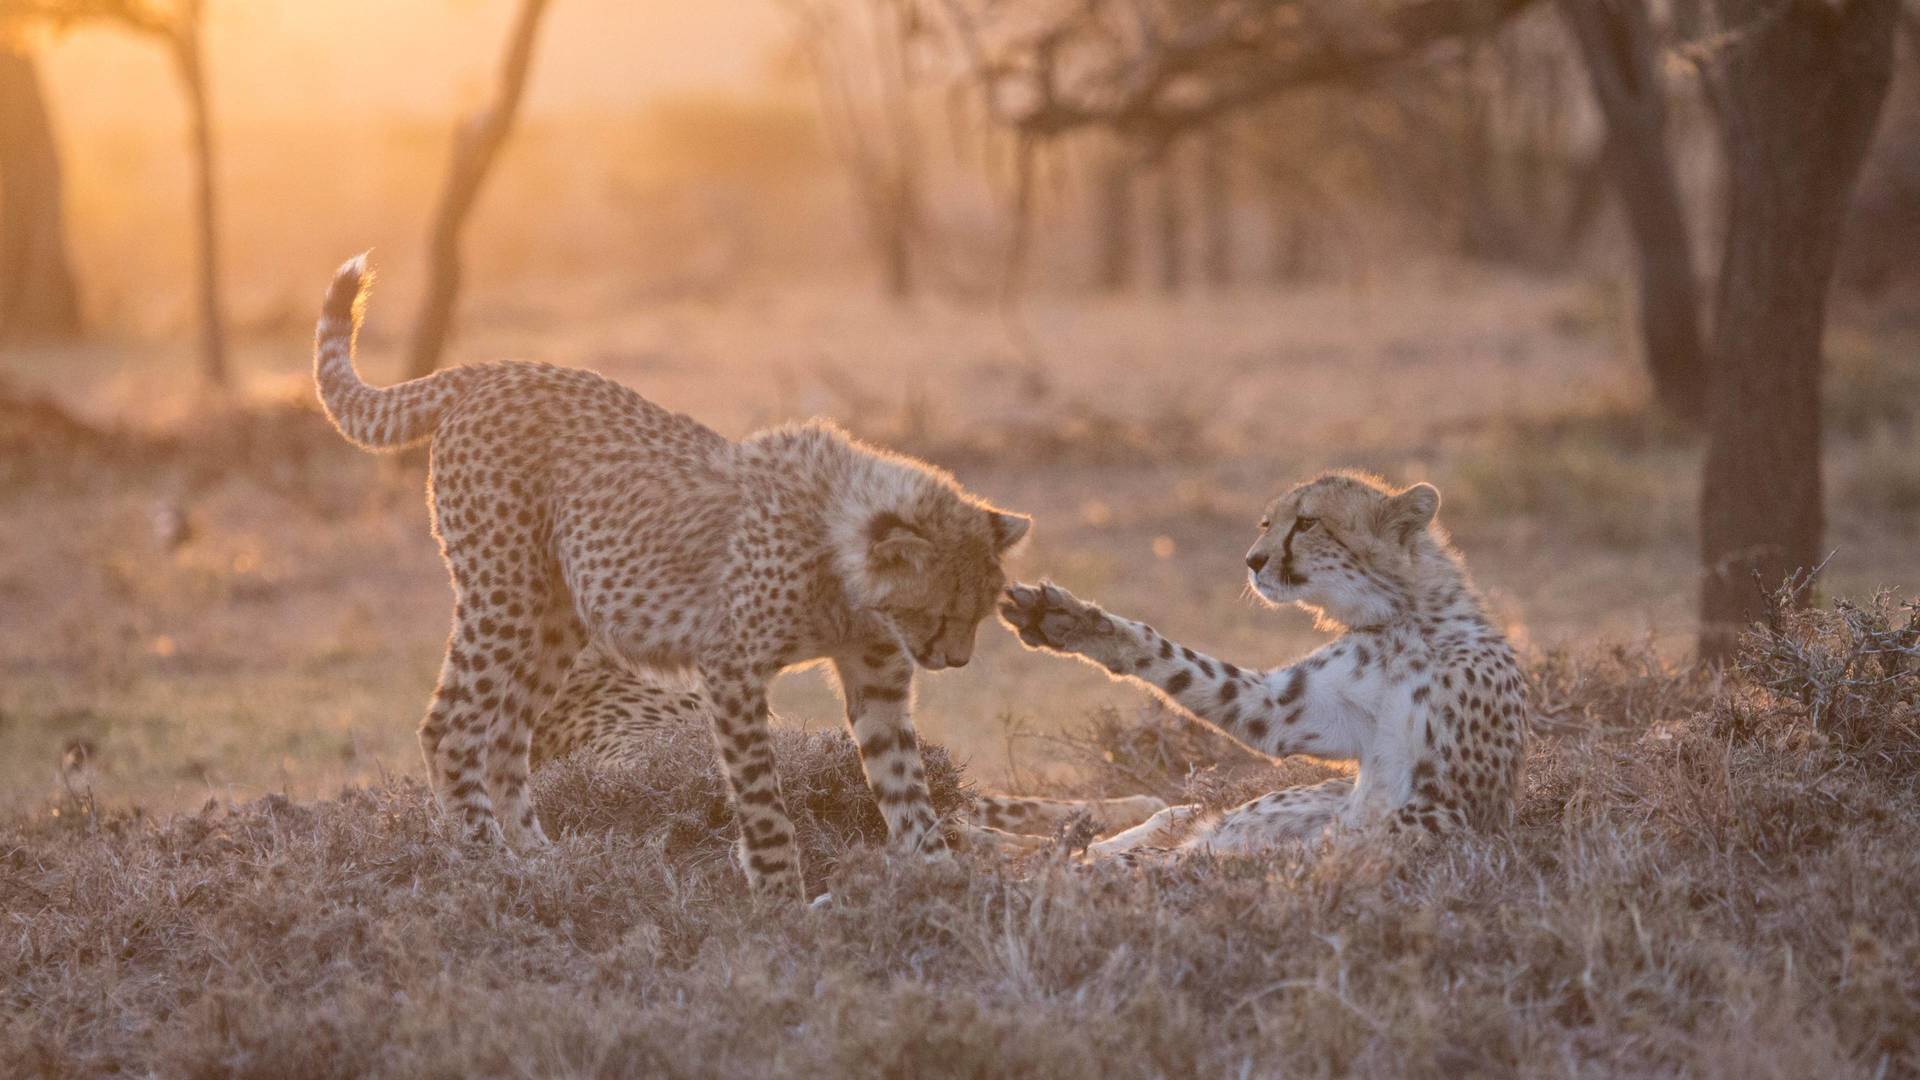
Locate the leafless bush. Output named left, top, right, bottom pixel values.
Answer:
left=1728, top=582, right=1920, bottom=758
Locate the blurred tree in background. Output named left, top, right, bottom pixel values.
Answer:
left=0, top=37, right=81, bottom=343
left=1696, top=0, right=1899, bottom=659
left=1557, top=0, right=1705, bottom=423
left=785, top=0, right=934, bottom=303
left=407, top=0, right=552, bottom=379
left=1, top=0, right=227, bottom=387
left=935, top=0, right=1901, bottom=658
left=6, top=0, right=1912, bottom=658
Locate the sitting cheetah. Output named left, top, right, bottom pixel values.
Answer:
left=998, top=472, right=1527, bottom=857
left=313, top=255, right=1032, bottom=900
left=529, top=648, right=1169, bottom=846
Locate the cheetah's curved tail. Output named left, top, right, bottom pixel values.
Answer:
left=313, top=254, right=476, bottom=451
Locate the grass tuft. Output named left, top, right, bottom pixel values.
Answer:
left=1729, top=584, right=1920, bottom=760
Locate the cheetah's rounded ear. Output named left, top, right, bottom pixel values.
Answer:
left=1379, top=483, right=1440, bottom=546
left=869, top=512, right=934, bottom=572
left=988, top=510, right=1031, bottom=553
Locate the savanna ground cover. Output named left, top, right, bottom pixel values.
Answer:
left=3, top=266, right=1919, bottom=1075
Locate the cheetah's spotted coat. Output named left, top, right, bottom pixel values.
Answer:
left=313, top=255, right=1033, bottom=900
left=999, top=473, right=1527, bottom=857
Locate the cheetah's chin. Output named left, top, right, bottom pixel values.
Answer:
left=1248, top=576, right=1294, bottom=607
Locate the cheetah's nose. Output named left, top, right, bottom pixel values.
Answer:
left=1246, top=552, right=1269, bottom=573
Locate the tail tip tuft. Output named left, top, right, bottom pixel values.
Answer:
left=323, top=251, right=375, bottom=323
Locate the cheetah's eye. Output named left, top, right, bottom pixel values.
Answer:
left=1258, top=518, right=1271, bottom=531
left=1295, top=516, right=1319, bottom=532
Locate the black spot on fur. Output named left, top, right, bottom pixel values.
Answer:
left=1276, top=669, right=1306, bottom=706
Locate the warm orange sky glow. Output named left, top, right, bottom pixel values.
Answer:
left=42, top=0, right=789, bottom=133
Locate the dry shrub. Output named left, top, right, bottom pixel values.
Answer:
left=533, top=723, right=971, bottom=885
left=1728, top=584, right=1920, bottom=759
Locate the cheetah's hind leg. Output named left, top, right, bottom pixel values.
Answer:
left=1082, top=804, right=1206, bottom=860
left=1178, top=778, right=1353, bottom=855
left=420, top=593, right=512, bottom=847
left=484, top=591, right=587, bottom=851
left=967, top=793, right=1169, bottom=838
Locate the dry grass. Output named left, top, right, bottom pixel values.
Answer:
left=6, top=615, right=1920, bottom=1078
left=4, top=265, right=1919, bottom=1076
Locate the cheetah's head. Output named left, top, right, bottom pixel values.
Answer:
left=1243, top=472, right=1441, bottom=630
left=857, top=502, right=1031, bottom=671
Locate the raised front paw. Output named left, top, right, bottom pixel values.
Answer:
left=998, top=581, right=1114, bottom=658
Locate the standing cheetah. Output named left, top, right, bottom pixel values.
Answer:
left=313, top=255, right=1031, bottom=900
left=998, top=473, right=1527, bottom=857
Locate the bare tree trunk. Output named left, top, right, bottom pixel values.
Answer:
left=1518, top=47, right=1564, bottom=227
left=1200, top=130, right=1232, bottom=289
left=878, top=174, right=914, bottom=300
left=1094, top=151, right=1134, bottom=291
left=1558, top=130, right=1613, bottom=257
left=407, top=0, right=551, bottom=379
left=1457, top=42, right=1508, bottom=260
left=1697, top=0, right=1899, bottom=660
left=0, top=46, right=82, bottom=343
left=790, top=0, right=925, bottom=304
left=1558, top=0, right=1707, bottom=423
left=1154, top=149, right=1185, bottom=294
left=870, top=0, right=921, bottom=304
left=169, top=18, right=227, bottom=388
left=1268, top=198, right=1309, bottom=285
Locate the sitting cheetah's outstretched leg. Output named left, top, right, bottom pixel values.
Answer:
left=1084, top=804, right=1205, bottom=859
left=1182, top=777, right=1352, bottom=853
left=952, top=821, right=1052, bottom=854
left=1082, top=778, right=1352, bottom=861
left=969, top=794, right=1169, bottom=838
left=1000, top=582, right=1368, bottom=762
left=954, top=794, right=1171, bottom=855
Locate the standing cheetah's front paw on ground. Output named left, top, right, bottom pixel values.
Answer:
left=998, top=582, right=1116, bottom=659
